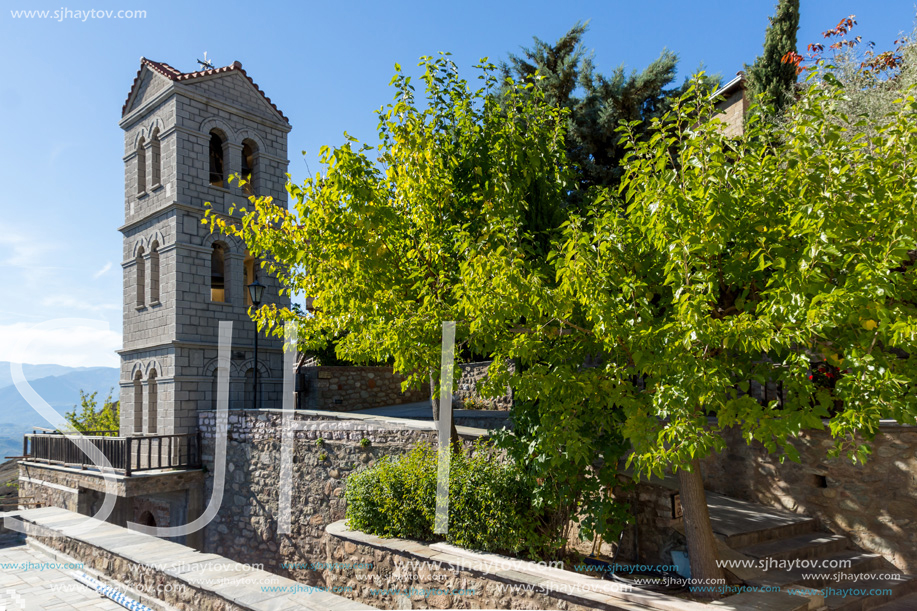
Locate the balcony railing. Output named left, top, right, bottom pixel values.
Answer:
left=23, top=431, right=202, bottom=477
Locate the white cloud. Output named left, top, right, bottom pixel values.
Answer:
left=92, top=261, right=113, bottom=279
left=0, top=232, right=57, bottom=269
left=0, top=321, right=121, bottom=368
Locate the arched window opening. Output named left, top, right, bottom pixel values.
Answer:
left=209, top=131, right=225, bottom=187
left=147, top=369, right=158, bottom=434
left=150, top=128, right=161, bottom=188
left=136, top=137, right=147, bottom=194
left=136, top=246, right=146, bottom=307
left=149, top=241, right=160, bottom=304
left=133, top=371, right=143, bottom=434
left=243, top=253, right=256, bottom=306
left=138, top=511, right=156, bottom=527
left=241, top=141, right=256, bottom=195
left=211, top=244, right=226, bottom=302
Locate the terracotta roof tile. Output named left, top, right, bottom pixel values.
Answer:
left=122, top=57, right=288, bottom=123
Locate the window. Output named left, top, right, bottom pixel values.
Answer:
left=150, top=128, right=161, bottom=188
left=136, top=137, right=146, bottom=194
left=243, top=253, right=255, bottom=306
left=211, top=244, right=226, bottom=302
left=133, top=371, right=143, bottom=434
left=241, top=141, right=256, bottom=195
left=136, top=246, right=146, bottom=307
left=209, top=131, right=225, bottom=187
left=149, top=241, right=160, bottom=303
left=147, top=369, right=158, bottom=434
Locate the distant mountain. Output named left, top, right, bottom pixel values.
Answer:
left=0, top=365, right=120, bottom=459
left=0, top=362, right=107, bottom=390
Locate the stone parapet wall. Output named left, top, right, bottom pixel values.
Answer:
left=298, top=366, right=428, bottom=411
left=322, top=521, right=704, bottom=611
left=701, top=422, right=917, bottom=573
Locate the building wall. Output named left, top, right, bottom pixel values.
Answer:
left=714, top=87, right=747, bottom=138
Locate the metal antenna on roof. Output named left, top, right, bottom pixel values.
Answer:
left=196, top=52, right=214, bottom=71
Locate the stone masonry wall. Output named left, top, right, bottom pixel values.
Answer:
left=198, top=409, right=483, bottom=580
left=701, top=423, right=917, bottom=573
left=454, top=361, right=512, bottom=410
left=298, top=366, right=428, bottom=411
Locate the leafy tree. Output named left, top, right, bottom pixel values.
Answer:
left=745, top=0, right=800, bottom=118
left=64, top=390, right=119, bottom=434
left=556, top=72, right=917, bottom=590
left=504, top=22, right=719, bottom=204
left=206, top=54, right=633, bottom=556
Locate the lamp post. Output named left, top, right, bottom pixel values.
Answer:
left=247, top=278, right=265, bottom=410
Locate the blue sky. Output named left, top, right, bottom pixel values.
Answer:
left=0, top=0, right=913, bottom=367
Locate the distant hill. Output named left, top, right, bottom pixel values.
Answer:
left=0, top=361, right=107, bottom=390
left=0, top=365, right=120, bottom=459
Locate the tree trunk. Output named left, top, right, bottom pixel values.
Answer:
left=429, top=371, right=459, bottom=447
left=677, top=459, right=724, bottom=598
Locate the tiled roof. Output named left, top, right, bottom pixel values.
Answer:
left=122, top=57, right=289, bottom=122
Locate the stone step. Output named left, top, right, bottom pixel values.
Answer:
left=822, top=571, right=917, bottom=611
left=747, top=551, right=887, bottom=591
left=739, top=532, right=849, bottom=563
left=706, top=493, right=818, bottom=549
left=870, top=591, right=917, bottom=610
left=722, top=519, right=820, bottom=551
left=790, top=551, right=887, bottom=588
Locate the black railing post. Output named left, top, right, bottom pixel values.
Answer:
left=125, top=437, right=133, bottom=477
left=22, top=435, right=27, bottom=458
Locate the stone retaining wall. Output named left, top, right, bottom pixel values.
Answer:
left=198, top=409, right=486, bottom=581
left=701, top=423, right=917, bottom=573
left=298, top=366, right=428, bottom=411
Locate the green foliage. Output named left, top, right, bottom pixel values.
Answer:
left=560, top=72, right=917, bottom=476
left=504, top=22, right=720, bottom=203
left=64, top=390, right=119, bottom=434
left=359, top=437, right=371, bottom=448
left=745, top=0, right=800, bottom=118
left=206, top=53, right=632, bottom=554
left=315, top=437, right=325, bottom=447
left=345, top=442, right=575, bottom=559
left=319, top=451, right=328, bottom=462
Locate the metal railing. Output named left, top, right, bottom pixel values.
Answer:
left=23, top=432, right=202, bottom=476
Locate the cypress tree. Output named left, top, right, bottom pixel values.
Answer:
left=746, top=0, right=800, bottom=117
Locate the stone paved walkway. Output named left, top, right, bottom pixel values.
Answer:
left=0, top=539, right=124, bottom=610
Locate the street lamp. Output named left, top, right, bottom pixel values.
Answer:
left=247, top=278, right=265, bottom=410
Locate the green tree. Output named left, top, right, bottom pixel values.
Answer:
left=557, top=73, right=917, bottom=590
left=64, top=390, right=119, bottom=434
left=745, top=0, right=800, bottom=118
left=206, top=54, right=632, bottom=555
left=504, top=22, right=719, bottom=204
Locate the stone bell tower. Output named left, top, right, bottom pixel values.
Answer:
left=118, top=58, right=291, bottom=436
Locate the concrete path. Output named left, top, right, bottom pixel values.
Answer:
left=0, top=540, right=123, bottom=610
